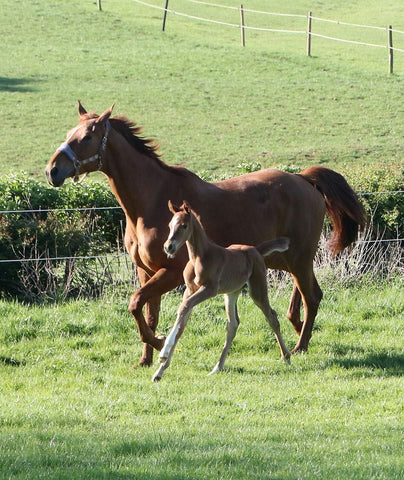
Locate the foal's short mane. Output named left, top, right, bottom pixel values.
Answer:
left=81, top=112, right=187, bottom=176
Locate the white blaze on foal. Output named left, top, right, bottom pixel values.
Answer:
left=152, top=200, right=291, bottom=382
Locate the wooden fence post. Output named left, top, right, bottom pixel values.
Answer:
left=240, top=5, right=245, bottom=47
left=162, top=0, right=169, bottom=31
left=388, top=25, right=393, bottom=74
left=306, top=11, right=312, bottom=56
left=97, top=0, right=102, bottom=11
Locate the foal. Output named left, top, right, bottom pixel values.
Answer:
left=152, top=201, right=291, bottom=381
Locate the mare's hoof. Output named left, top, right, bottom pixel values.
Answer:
left=155, top=334, right=166, bottom=351
left=283, top=355, right=291, bottom=365
left=291, top=345, right=308, bottom=354
left=133, top=358, right=153, bottom=368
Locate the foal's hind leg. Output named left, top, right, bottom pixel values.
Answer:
left=208, top=291, right=241, bottom=376
left=248, top=265, right=290, bottom=362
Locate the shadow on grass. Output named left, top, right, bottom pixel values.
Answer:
left=0, top=76, right=39, bottom=92
left=332, top=352, right=404, bottom=376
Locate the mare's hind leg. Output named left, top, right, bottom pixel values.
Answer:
left=249, top=264, right=290, bottom=362
left=208, top=290, right=241, bottom=376
left=286, top=282, right=303, bottom=335
left=291, top=269, right=323, bottom=354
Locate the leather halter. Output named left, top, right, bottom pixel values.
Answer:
left=56, top=120, right=111, bottom=183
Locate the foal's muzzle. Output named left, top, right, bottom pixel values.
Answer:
left=164, top=241, right=177, bottom=258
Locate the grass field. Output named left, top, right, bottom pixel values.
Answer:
left=0, top=278, right=403, bottom=479
left=0, top=1, right=403, bottom=478
left=0, top=0, right=403, bottom=180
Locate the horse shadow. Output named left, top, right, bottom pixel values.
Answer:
left=0, top=76, right=39, bottom=92
left=330, top=351, right=404, bottom=376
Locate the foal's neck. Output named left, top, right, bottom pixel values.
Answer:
left=186, top=215, right=213, bottom=263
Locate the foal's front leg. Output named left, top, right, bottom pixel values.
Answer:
left=152, top=285, right=215, bottom=381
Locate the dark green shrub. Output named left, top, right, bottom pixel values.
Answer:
left=346, top=163, right=403, bottom=238
left=0, top=175, right=124, bottom=299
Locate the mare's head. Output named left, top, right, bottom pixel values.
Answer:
left=164, top=200, right=195, bottom=258
left=45, top=101, right=113, bottom=187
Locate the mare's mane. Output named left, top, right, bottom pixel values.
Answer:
left=80, top=113, right=187, bottom=176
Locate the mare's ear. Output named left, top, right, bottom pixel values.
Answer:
left=182, top=200, right=191, bottom=213
left=78, top=100, right=87, bottom=116
left=168, top=200, right=181, bottom=214
left=96, top=104, right=114, bottom=125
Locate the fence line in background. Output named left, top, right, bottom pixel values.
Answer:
left=0, top=190, right=401, bottom=263
left=130, top=0, right=404, bottom=71
left=0, top=238, right=402, bottom=264
left=0, top=190, right=401, bottom=216
left=0, top=206, right=122, bottom=215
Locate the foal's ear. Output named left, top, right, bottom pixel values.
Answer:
left=168, top=200, right=181, bottom=214
left=96, top=104, right=115, bottom=125
left=78, top=100, right=87, bottom=116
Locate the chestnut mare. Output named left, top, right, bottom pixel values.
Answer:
left=45, top=103, right=365, bottom=366
left=152, top=201, right=291, bottom=381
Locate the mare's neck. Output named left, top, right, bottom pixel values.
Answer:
left=186, top=216, right=213, bottom=264
left=101, top=130, right=175, bottom=221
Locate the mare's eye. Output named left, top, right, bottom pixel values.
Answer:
left=82, top=135, right=91, bottom=142
left=181, top=224, right=188, bottom=230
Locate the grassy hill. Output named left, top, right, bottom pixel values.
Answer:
left=0, top=0, right=403, bottom=182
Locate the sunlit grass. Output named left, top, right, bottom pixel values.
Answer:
left=0, top=279, right=402, bottom=479
left=0, top=0, right=403, bottom=181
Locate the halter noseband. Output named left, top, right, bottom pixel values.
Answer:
left=56, top=120, right=111, bottom=183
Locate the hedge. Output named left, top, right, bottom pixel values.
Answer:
left=0, top=164, right=402, bottom=299
left=0, top=175, right=124, bottom=299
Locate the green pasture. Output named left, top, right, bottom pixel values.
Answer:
left=0, top=1, right=403, bottom=479
left=0, top=279, right=403, bottom=479
left=0, top=0, right=403, bottom=181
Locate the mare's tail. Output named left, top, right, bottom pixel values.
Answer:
left=299, top=166, right=366, bottom=255
left=256, top=237, right=290, bottom=257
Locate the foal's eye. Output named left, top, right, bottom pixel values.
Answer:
left=181, top=224, right=188, bottom=230
left=82, top=135, right=92, bottom=142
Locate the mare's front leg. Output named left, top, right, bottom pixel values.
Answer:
left=128, top=267, right=182, bottom=366
left=152, top=284, right=216, bottom=382
left=136, top=268, right=162, bottom=367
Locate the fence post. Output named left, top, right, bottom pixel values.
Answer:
left=162, top=0, right=169, bottom=31
left=97, top=0, right=102, bottom=11
left=240, top=4, right=245, bottom=47
left=388, top=25, right=393, bottom=74
left=306, top=11, right=312, bottom=56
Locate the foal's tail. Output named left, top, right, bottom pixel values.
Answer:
left=299, top=166, right=366, bottom=255
left=256, top=237, right=290, bottom=257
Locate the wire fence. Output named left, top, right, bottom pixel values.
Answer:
left=0, top=189, right=402, bottom=264
left=129, top=0, right=404, bottom=72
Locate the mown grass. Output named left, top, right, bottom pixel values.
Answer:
left=0, top=0, right=403, bottom=181
left=0, top=279, right=402, bottom=479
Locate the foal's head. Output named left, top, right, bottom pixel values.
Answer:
left=164, top=201, right=195, bottom=258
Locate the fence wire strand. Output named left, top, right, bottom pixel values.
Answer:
left=133, top=0, right=404, bottom=54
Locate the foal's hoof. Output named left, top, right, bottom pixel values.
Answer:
left=152, top=372, right=162, bottom=382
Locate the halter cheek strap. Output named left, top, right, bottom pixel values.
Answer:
left=56, top=120, right=111, bottom=183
